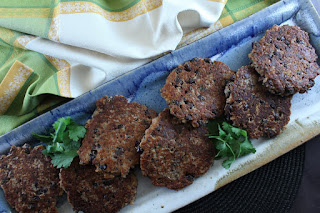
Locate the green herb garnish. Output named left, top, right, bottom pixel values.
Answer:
left=32, top=117, right=86, bottom=168
left=207, top=119, right=256, bottom=169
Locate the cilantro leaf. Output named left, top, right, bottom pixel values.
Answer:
left=207, top=119, right=256, bottom=169
left=50, top=150, right=78, bottom=168
left=53, top=117, right=71, bottom=130
left=68, top=125, right=86, bottom=141
left=239, top=138, right=256, bottom=156
left=222, top=156, right=235, bottom=169
left=32, top=117, right=86, bottom=168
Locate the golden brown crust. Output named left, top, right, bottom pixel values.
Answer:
left=161, top=58, right=235, bottom=127
left=140, top=109, right=215, bottom=190
left=225, top=65, right=292, bottom=138
left=78, top=95, right=157, bottom=179
left=60, top=158, right=137, bottom=213
left=0, top=144, right=62, bottom=213
left=249, top=25, right=320, bottom=96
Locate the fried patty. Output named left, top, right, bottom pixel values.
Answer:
left=161, top=58, right=235, bottom=127
left=78, top=95, right=157, bottom=179
left=0, top=144, right=62, bottom=213
left=249, top=24, right=320, bottom=96
left=139, top=108, right=215, bottom=190
left=60, top=158, right=137, bottom=213
left=225, top=65, right=292, bottom=138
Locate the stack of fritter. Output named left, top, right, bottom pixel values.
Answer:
left=140, top=58, right=233, bottom=190
left=69, top=95, right=156, bottom=212
left=226, top=25, right=319, bottom=138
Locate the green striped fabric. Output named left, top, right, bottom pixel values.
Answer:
left=222, top=0, right=279, bottom=22
left=61, top=0, right=142, bottom=12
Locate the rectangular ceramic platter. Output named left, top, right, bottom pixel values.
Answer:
left=1, top=0, right=320, bottom=212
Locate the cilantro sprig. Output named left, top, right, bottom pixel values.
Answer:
left=207, top=119, right=256, bottom=169
left=32, top=117, right=86, bottom=168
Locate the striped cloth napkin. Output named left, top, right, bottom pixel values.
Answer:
left=0, top=0, right=278, bottom=135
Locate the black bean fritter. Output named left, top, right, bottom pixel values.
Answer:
left=161, top=58, right=235, bottom=127
left=225, top=65, right=292, bottom=138
left=140, top=108, right=215, bottom=190
left=78, top=95, right=157, bottom=179
left=0, top=144, right=62, bottom=213
left=60, top=158, right=137, bottom=213
left=249, top=25, right=320, bottom=96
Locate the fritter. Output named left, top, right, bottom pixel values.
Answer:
left=139, top=108, right=215, bottom=190
left=249, top=24, right=320, bottom=96
left=161, top=58, right=235, bottom=127
left=60, top=158, right=137, bottom=213
left=225, top=65, right=292, bottom=138
left=78, top=95, right=157, bottom=179
left=0, top=144, right=62, bottom=213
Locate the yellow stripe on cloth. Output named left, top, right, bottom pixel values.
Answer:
left=13, top=35, right=37, bottom=49
left=232, top=1, right=273, bottom=20
left=48, top=0, right=162, bottom=41
left=45, top=55, right=72, bottom=97
left=208, top=0, right=228, bottom=4
left=49, top=3, right=60, bottom=42
left=0, top=60, right=33, bottom=114
left=219, top=15, right=235, bottom=27
left=55, top=0, right=162, bottom=21
left=0, top=8, right=51, bottom=18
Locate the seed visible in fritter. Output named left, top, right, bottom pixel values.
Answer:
left=249, top=25, right=320, bottom=96
left=225, top=65, right=292, bottom=138
left=0, top=144, right=62, bottom=213
left=60, top=158, right=137, bottom=213
left=78, top=95, right=157, bottom=179
left=140, top=108, right=215, bottom=190
left=161, top=58, right=235, bottom=127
